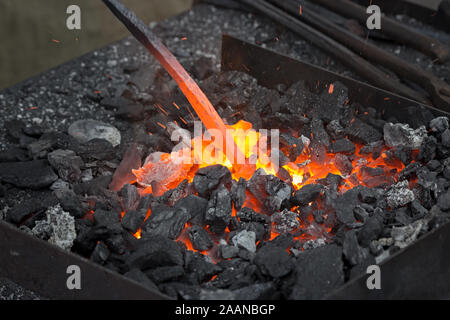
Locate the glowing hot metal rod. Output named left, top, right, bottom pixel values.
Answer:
left=102, top=0, right=244, bottom=164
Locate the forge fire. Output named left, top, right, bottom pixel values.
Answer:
left=1, top=0, right=450, bottom=302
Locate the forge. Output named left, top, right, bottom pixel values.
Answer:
left=1, top=1, right=450, bottom=300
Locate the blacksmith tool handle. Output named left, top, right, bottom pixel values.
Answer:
left=310, top=0, right=450, bottom=63
left=272, top=0, right=450, bottom=111
left=238, top=0, right=430, bottom=105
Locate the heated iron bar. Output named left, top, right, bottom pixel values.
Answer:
left=310, top=0, right=450, bottom=63
left=268, top=0, right=450, bottom=111
left=102, top=0, right=245, bottom=165
left=237, top=0, right=430, bottom=105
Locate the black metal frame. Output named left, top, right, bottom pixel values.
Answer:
left=0, top=35, right=449, bottom=300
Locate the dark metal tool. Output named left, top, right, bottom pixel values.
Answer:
left=102, top=0, right=244, bottom=164
left=311, top=0, right=450, bottom=63
left=238, top=0, right=430, bottom=105
left=269, top=0, right=450, bottom=112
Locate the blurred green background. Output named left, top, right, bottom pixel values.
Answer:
left=0, top=0, right=192, bottom=90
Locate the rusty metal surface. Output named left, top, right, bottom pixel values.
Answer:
left=0, top=221, right=170, bottom=300
left=221, top=34, right=450, bottom=125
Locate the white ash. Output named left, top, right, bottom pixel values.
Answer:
left=386, top=180, right=415, bottom=208
left=300, top=135, right=311, bottom=148
left=429, top=117, right=449, bottom=133
left=68, top=119, right=121, bottom=147
left=302, top=238, right=326, bottom=250
left=375, top=250, right=391, bottom=264
left=376, top=237, right=394, bottom=247
left=232, top=230, right=256, bottom=253
left=391, top=220, right=426, bottom=249
left=49, top=179, right=70, bottom=191
left=383, top=122, right=427, bottom=149
left=32, top=204, right=76, bottom=251
left=271, top=209, right=300, bottom=233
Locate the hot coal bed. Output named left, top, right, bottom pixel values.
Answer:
left=1, top=4, right=450, bottom=300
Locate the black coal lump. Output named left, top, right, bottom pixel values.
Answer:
left=292, top=184, right=323, bottom=206
left=0, top=160, right=58, bottom=189
left=146, top=265, right=185, bottom=284
left=90, top=241, right=110, bottom=265
left=205, top=185, right=232, bottom=235
left=332, top=188, right=361, bottom=225
left=358, top=209, right=384, bottom=247
left=122, top=210, right=147, bottom=233
left=279, top=133, right=304, bottom=162
left=345, top=118, right=382, bottom=144
left=54, top=188, right=86, bottom=218
left=7, top=193, right=58, bottom=224
left=343, top=230, right=370, bottom=266
left=126, top=235, right=183, bottom=270
left=230, top=178, right=247, bottom=211
left=334, top=153, right=353, bottom=176
left=186, top=253, right=221, bottom=283
left=193, top=165, right=231, bottom=198
left=328, top=138, right=355, bottom=155
left=120, top=184, right=140, bottom=213
left=254, top=244, right=294, bottom=278
left=141, top=203, right=190, bottom=239
left=174, top=194, right=208, bottom=226
left=188, top=225, right=214, bottom=251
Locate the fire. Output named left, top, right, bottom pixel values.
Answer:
left=126, top=119, right=408, bottom=259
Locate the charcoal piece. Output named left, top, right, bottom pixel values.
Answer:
left=437, top=190, right=450, bottom=211
left=72, top=138, right=116, bottom=161
left=233, top=282, right=276, bottom=300
left=146, top=265, right=184, bottom=284
left=232, top=230, right=256, bottom=253
left=429, top=117, right=449, bottom=133
left=393, top=147, right=412, bottom=166
left=73, top=175, right=112, bottom=196
left=343, top=230, right=370, bottom=266
left=120, top=184, right=140, bottom=212
left=174, top=195, right=208, bottom=226
left=127, top=236, right=183, bottom=270
left=27, top=132, right=72, bottom=158
left=279, top=133, right=304, bottom=162
left=205, top=185, right=232, bottom=235
left=310, top=118, right=331, bottom=148
left=186, top=254, right=221, bottom=283
left=5, top=119, right=25, bottom=141
left=7, top=193, right=58, bottom=224
left=161, top=179, right=194, bottom=206
left=328, top=138, right=355, bottom=155
left=358, top=186, right=382, bottom=203
left=427, top=160, right=442, bottom=172
left=94, top=209, right=121, bottom=227
left=230, top=178, right=246, bottom=211
left=121, top=210, right=147, bottom=233
left=418, top=136, right=437, bottom=162
left=312, top=210, right=325, bottom=224
left=359, top=166, right=393, bottom=188
left=188, top=225, right=214, bottom=251
left=383, top=123, right=427, bottom=148
left=264, top=176, right=292, bottom=213
left=441, top=129, right=450, bottom=148
left=317, top=173, right=343, bottom=191
left=394, top=207, right=412, bottom=226
left=309, top=140, right=327, bottom=164
left=124, top=268, right=159, bottom=291
left=193, top=165, right=231, bottom=198
left=353, top=205, right=369, bottom=222
left=332, top=188, right=360, bottom=225
left=68, top=119, right=121, bottom=147
left=0, top=160, right=58, bottom=189
left=0, top=146, right=30, bottom=163
left=109, top=143, right=142, bottom=191
left=54, top=188, right=86, bottom=218
left=137, top=195, right=153, bottom=211
left=345, top=118, right=382, bottom=145
left=289, top=244, right=344, bottom=300
left=141, top=203, right=190, bottom=240
left=292, top=184, right=323, bottom=206
left=269, top=233, right=294, bottom=250
left=90, top=241, right=110, bottom=264
left=219, top=245, right=239, bottom=259
left=254, top=245, right=293, bottom=278
left=247, top=168, right=271, bottom=204
left=47, top=149, right=83, bottom=182
left=386, top=180, right=415, bottom=209
left=271, top=209, right=300, bottom=234
left=358, top=210, right=384, bottom=247
left=417, top=167, right=438, bottom=189
left=410, top=200, right=428, bottom=218
left=399, top=162, right=422, bottom=181
left=326, top=120, right=345, bottom=140
left=240, top=221, right=269, bottom=242
left=334, top=153, right=353, bottom=176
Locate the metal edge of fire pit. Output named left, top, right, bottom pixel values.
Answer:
left=0, top=221, right=172, bottom=300
left=222, top=34, right=450, bottom=299
left=221, top=34, right=450, bottom=124
left=326, top=220, right=450, bottom=300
